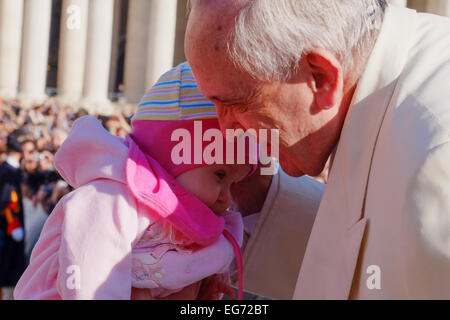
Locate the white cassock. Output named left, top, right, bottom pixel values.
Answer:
left=243, top=5, right=450, bottom=299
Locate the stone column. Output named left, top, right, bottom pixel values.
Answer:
left=426, top=0, right=450, bottom=17
left=145, top=0, right=178, bottom=88
left=108, top=0, right=124, bottom=95
left=0, top=0, right=24, bottom=100
left=173, top=0, right=189, bottom=66
left=19, top=0, right=52, bottom=105
left=82, top=0, right=114, bottom=109
left=388, top=0, right=407, bottom=6
left=123, top=0, right=151, bottom=104
left=56, top=0, right=88, bottom=105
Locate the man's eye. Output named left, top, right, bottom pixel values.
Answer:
left=228, top=103, right=248, bottom=113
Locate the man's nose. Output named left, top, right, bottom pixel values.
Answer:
left=218, top=115, right=246, bottom=143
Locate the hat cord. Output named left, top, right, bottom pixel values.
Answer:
left=223, top=229, right=243, bottom=300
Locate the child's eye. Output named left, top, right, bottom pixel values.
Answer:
left=215, top=171, right=226, bottom=181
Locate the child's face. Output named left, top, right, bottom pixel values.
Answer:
left=176, top=164, right=252, bottom=215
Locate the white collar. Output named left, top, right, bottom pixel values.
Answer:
left=5, top=156, right=20, bottom=169
left=349, top=5, right=417, bottom=108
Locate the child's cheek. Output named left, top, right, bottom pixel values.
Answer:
left=195, top=181, right=221, bottom=209
left=208, top=185, right=223, bottom=208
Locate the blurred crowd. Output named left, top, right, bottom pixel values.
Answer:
left=0, top=97, right=132, bottom=271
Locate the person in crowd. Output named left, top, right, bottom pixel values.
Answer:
left=0, top=134, right=26, bottom=300
left=0, top=123, right=8, bottom=164
left=16, top=137, right=48, bottom=264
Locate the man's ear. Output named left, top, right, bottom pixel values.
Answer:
left=305, top=48, right=344, bottom=110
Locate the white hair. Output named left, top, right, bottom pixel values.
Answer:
left=227, top=0, right=388, bottom=81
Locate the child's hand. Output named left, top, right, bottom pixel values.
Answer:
left=131, top=282, right=201, bottom=300
left=197, top=273, right=236, bottom=300
left=131, top=273, right=235, bottom=300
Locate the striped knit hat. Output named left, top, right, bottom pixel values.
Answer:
left=132, top=62, right=217, bottom=121
left=130, top=62, right=257, bottom=178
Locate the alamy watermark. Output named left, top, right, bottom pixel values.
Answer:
left=170, top=121, right=280, bottom=176
left=66, top=265, right=81, bottom=290
left=366, top=265, right=381, bottom=290
left=66, top=4, right=82, bottom=30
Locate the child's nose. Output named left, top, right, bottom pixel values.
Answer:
left=222, top=187, right=232, bottom=205
left=214, top=188, right=232, bottom=214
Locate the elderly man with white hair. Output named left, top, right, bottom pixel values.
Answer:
left=185, top=0, right=450, bottom=299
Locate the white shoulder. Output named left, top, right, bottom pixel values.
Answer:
left=405, top=140, right=450, bottom=259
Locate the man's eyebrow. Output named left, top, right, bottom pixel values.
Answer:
left=210, top=85, right=262, bottom=105
left=209, top=96, right=231, bottom=102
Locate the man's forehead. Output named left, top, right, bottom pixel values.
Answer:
left=190, top=0, right=251, bottom=40
left=187, top=46, right=250, bottom=101
left=187, top=0, right=257, bottom=101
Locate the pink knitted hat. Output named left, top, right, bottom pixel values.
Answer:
left=130, top=62, right=258, bottom=178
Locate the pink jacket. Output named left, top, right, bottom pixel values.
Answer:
left=14, top=116, right=243, bottom=300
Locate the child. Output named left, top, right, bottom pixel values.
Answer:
left=14, top=62, right=256, bottom=300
